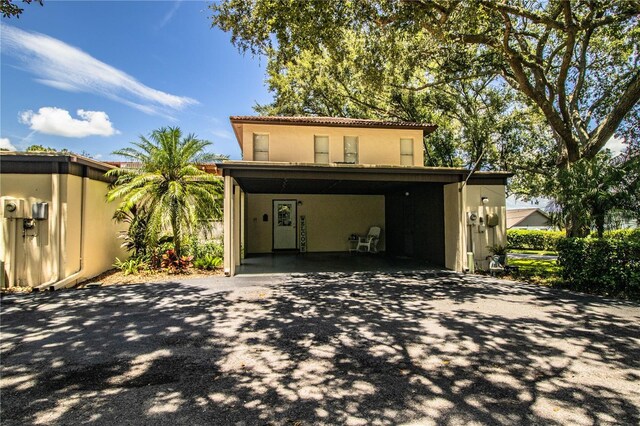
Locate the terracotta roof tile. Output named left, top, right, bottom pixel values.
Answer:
left=229, top=115, right=437, bottom=131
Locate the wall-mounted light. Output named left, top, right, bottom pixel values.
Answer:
left=405, top=191, right=410, bottom=197
left=297, top=201, right=303, bottom=206
left=481, top=196, right=489, bottom=204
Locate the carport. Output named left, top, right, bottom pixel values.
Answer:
left=221, top=161, right=511, bottom=276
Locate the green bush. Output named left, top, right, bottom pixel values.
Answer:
left=557, top=237, right=640, bottom=300
left=193, top=254, right=223, bottom=270
left=113, top=257, right=147, bottom=275
left=189, top=240, right=224, bottom=260
left=597, top=228, right=640, bottom=241
left=507, top=229, right=564, bottom=251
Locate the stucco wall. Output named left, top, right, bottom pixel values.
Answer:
left=464, top=185, right=507, bottom=265
left=246, top=194, right=385, bottom=253
left=443, top=183, right=462, bottom=271
left=241, top=124, right=424, bottom=166
left=1, top=173, right=126, bottom=288
left=83, top=178, right=127, bottom=279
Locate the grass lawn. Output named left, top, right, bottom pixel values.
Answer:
left=509, top=249, right=558, bottom=256
left=507, top=257, right=561, bottom=286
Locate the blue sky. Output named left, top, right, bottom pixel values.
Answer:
left=1, top=0, right=271, bottom=160
left=2, top=0, right=606, bottom=210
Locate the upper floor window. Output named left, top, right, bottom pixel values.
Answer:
left=253, top=134, right=269, bottom=161
left=400, top=138, right=414, bottom=165
left=314, top=135, right=330, bottom=164
left=344, top=136, right=358, bottom=164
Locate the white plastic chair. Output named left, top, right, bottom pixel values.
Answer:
left=356, top=226, right=381, bottom=253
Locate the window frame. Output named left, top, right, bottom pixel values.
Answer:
left=343, top=136, right=359, bottom=164
left=253, top=133, right=269, bottom=161
left=314, top=135, right=330, bottom=164
left=400, top=138, right=414, bottom=166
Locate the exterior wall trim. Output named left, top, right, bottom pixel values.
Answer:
left=0, top=154, right=115, bottom=183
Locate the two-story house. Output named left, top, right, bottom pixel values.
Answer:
left=220, top=116, right=511, bottom=276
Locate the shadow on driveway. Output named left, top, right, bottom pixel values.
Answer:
left=1, top=272, right=639, bottom=425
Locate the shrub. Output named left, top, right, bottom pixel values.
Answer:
left=160, top=249, right=193, bottom=272
left=507, top=229, right=564, bottom=251
left=113, top=257, right=147, bottom=275
left=598, top=228, right=640, bottom=241
left=189, top=240, right=224, bottom=260
left=193, top=254, right=223, bottom=270
left=557, top=237, right=640, bottom=300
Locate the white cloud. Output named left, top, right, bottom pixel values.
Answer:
left=19, top=107, right=119, bottom=138
left=0, top=137, right=16, bottom=151
left=604, top=136, right=627, bottom=155
left=158, top=1, right=182, bottom=29
left=1, top=25, right=197, bottom=115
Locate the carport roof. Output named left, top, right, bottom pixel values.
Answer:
left=219, top=161, right=512, bottom=194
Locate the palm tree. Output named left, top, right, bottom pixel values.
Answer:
left=106, top=127, right=224, bottom=258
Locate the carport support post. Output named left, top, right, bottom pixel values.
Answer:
left=233, top=184, right=241, bottom=268
left=223, top=174, right=235, bottom=276
left=443, top=182, right=466, bottom=272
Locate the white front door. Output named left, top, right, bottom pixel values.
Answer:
left=273, top=200, right=297, bottom=249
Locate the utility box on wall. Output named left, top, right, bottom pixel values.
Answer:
left=32, top=202, right=49, bottom=220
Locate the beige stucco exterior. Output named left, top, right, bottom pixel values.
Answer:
left=239, top=123, right=425, bottom=166
left=245, top=194, right=385, bottom=253
left=223, top=117, right=510, bottom=276
left=443, top=182, right=463, bottom=271
left=442, top=182, right=508, bottom=271
left=1, top=162, right=127, bottom=289
left=463, top=184, right=507, bottom=269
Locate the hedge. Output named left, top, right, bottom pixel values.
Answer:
left=596, top=228, right=640, bottom=241
left=557, top=237, right=640, bottom=300
left=507, top=229, right=565, bottom=251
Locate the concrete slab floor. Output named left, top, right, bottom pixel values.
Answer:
left=236, top=252, right=445, bottom=275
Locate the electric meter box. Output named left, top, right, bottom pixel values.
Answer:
left=466, top=211, right=478, bottom=225
left=486, top=213, right=500, bottom=227
left=32, top=202, right=49, bottom=220
left=3, top=198, right=25, bottom=218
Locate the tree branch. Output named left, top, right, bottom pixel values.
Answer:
left=480, top=1, right=565, bottom=30
left=556, top=1, right=577, bottom=138
left=583, top=71, right=640, bottom=159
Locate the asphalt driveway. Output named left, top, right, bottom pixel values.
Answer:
left=1, top=272, right=639, bottom=425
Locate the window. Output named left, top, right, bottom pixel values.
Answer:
left=344, top=136, right=358, bottom=163
left=314, top=135, right=330, bottom=164
left=253, top=134, right=269, bottom=161
left=400, top=138, right=414, bottom=165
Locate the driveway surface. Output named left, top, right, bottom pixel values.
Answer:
left=1, top=272, right=639, bottom=425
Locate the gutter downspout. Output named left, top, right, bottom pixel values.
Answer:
left=34, top=170, right=87, bottom=291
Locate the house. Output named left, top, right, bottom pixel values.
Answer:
left=506, top=208, right=552, bottom=230
left=220, top=116, right=511, bottom=276
left=0, top=153, right=127, bottom=290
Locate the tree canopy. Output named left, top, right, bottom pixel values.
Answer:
left=213, top=0, right=638, bottom=163
left=212, top=0, right=640, bottom=235
left=1, top=0, right=43, bottom=18
left=106, top=127, right=224, bottom=258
